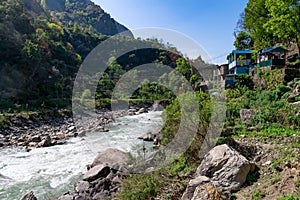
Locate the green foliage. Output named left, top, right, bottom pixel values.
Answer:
left=0, top=115, right=12, bottom=128
left=264, top=0, right=300, bottom=47
left=119, top=174, right=163, bottom=200
left=22, top=40, right=41, bottom=64
left=271, top=148, right=298, bottom=171
left=234, top=31, right=254, bottom=50
left=243, top=0, right=300, bottom=55
left=47, top=22, right=64, bottom=39
left=0, top=0, right=185, bottom=111
left=270, top=174, right=281, bottom=184
left=167, top=156, right=191, bottom=175
left=277, top=194, right=300, bottom=200
left=160, top=91, right=212, bottom=159
left=234, top=74, right=254, bottom=89
left=296, top=178, right=300, bottom=188
left=244, top=0, right=274, bottom=49
left=176, top=58, right=192, bottom=80
left=225, top=81, right=299, bottom=134
left=252, top=189, right=266, bottom=200
left=260, top=69, right=285, bottom=90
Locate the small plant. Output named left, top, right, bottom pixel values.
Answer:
left=277, top=194, right=300, bottom=200
left=295, top=178, right=300, bottom=188
left=270, top=174, right=281, bottom=184
left=168, top=157, right=188, bottom=174
left=252, top=189, right=266, bottom=200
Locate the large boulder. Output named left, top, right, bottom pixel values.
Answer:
left=182, top=144, right=255, bottom=199
left=91, top=148, right=130, bottom=168
left=83, top=164, right=110, bottom=182
left=196, top=144, right=255, bottom=193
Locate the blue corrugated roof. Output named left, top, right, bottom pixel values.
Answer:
left=260, top=46, right=288, bottom=54
left=232, top=49, right=253, bottom=54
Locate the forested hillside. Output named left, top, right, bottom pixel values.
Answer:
left=0, top=0, right=113, bottom=110
left=0, top=0, right=206, bottom=112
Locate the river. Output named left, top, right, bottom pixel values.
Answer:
left=0, top=111, right=163, bottom=199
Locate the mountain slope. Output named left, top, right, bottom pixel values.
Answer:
left=44, top=0, right=131, bottom=36
left=0, top=0, right=131, bottom=109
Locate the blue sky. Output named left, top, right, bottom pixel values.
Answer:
left=92, top=0, right=248, bottom=64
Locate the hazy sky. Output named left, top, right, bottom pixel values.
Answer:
left=92, top=0, right=248, bottom=64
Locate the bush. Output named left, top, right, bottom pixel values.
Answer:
left=277, top=194, right=300, bottom=200
left=119, top=174, right=163, bottom=200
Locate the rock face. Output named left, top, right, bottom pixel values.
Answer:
left=182, top=144, right=255, bottom=199
left=58, top=148, right=130, bottom=200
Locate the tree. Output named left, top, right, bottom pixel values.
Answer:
left=234, top=31, right=254, bottom=50
left=176, top=58, right=192, bottom=80
left=47, top=23, right=64, bottom=39
left=73, top=22, right=79, bottom=33
left=244, top=0, right=275, bottom=49
left=22, top=40, right=41, bottom=64
left=264, top=0, right=300, bottom=56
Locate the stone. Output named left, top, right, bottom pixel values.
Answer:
left=137, top=107, right=145, bottom=114
left=181, top=176, right=211, bottom=200
left=20, top=191, right=37, bottom=200
left=191, top=184, right=225, bottom=200
left=196, top=144, right=255, bottom=193
left=83, top=164, right=110, bottom=182
left=262, top=160, right=272, bottom=166
left=75, top=181, right=90, bottom=192
left=58, top=194, right=72, bottom=200
left=38, top=136, right=52, bottom=147
left=30, top=135, right=41, bottom=143
left=68, top=126, right=76, bottom=131
left=92, top=191, right=110, bottom=200
left=91, top=148, right=130, bottom=168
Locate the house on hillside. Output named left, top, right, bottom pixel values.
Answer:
left=225, top=49, right=254, bottom=85
left=257, top=46, right=288, bottom=70
left=227, top=49, right=253, bottom=74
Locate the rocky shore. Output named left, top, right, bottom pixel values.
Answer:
left=0, top=106, right=151, bottom=149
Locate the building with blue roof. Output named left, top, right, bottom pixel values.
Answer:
left=225, top=49, right=254, bottom=85
left=257, top=46, right=288, bottom=68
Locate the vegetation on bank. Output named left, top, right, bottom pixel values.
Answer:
left=117, top=0, right=300, bottom=198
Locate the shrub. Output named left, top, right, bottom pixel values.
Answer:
left=119, top=174, right=162, bottom=200
left=277, top=194, right=300, bottom=200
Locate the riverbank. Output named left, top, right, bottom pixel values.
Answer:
left=0, top=106, right=151, bottom=149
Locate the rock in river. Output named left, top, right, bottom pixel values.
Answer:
left=83, top=164, right=110, bottom=182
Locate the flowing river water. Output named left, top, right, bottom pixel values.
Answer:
left=0, top=111, right=163, bottom=199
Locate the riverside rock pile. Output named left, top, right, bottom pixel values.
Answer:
left=58, top=148, right=130, bottom=200
left=0, top=107, right=149, bottom=149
